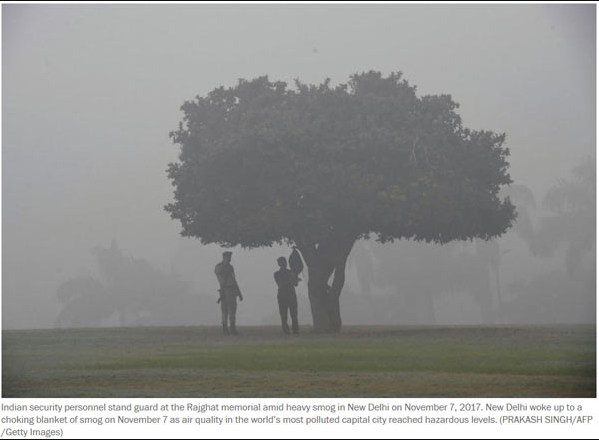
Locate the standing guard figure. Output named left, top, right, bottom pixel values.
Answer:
left=274, top=256, right=299, bottom=335
left=215, top=251, right=243, bottom=335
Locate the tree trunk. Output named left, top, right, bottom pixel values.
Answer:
left=494, top=266, right=503, bottom=323
left=298, top=238, right=354, bottom=333
left=307, top=272, right=334, bottom=333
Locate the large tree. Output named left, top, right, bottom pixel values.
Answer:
left=165, top=71, right=515, bottom=332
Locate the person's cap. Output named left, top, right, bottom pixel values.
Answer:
left=223, top=251, right=233, bottom=257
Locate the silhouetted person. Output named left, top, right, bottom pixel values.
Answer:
left=274, top=256, right=299, bottom=334
left=215, top=251, right=243, bottom=335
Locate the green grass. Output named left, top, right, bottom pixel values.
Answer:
left=2, top=325, right=595, bottom=397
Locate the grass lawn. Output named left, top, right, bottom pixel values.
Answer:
left=2, top=325, right=595, bottom=397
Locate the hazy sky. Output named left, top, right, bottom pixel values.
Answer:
left=2, top=4, right=595, bottom=329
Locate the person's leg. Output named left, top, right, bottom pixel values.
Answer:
left=220, top=300, right=229, bottom=335
left=290, top=294, right=299, bottom=334
left=278, top=296, right=290, bottom=334
left=229, top=298, right=238, bottom=335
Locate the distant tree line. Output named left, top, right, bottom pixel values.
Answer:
left=54, top=241, right=199, bottom=328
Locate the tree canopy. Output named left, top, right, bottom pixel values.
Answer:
left=166, top=71, right=515, bottom=250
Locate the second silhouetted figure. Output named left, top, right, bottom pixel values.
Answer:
left=274, top=256, right=299, bottom=335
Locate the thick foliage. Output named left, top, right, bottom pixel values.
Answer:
left=166, top=71, right=515, bottom=248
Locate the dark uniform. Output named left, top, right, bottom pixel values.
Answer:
left=215, top=259, right=242, bottom=335
left=274, top=267, right=299, bottom=334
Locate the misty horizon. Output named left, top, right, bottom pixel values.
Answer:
left=2, top=4, right=596, bottom=330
